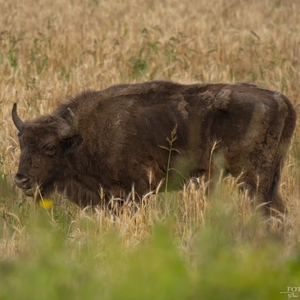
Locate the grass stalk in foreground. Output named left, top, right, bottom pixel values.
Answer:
left=1, top=179, right=300, bottom=300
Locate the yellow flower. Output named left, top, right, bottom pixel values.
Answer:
left=39, top=199, right=53, bottom=209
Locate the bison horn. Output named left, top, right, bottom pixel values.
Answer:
left=60, top=108, right=78, bottom=139
left=12, top=103, right=24, bottom=132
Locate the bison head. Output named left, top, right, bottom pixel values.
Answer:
left=12, top=103, right=81, bottom=198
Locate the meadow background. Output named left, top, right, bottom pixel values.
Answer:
left=1, top=0, right=300, bottom=299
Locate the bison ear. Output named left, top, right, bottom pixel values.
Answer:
left=63, top=135, right=83, bottom=153
left=60, top=108, right=78, bottom=139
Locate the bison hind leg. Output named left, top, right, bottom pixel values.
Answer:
left=239, top=165, right=287, bottom=218
left=265, top=161, right=287, bottom=215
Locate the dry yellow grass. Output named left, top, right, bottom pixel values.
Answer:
left=1, top=0, right=300, bottom=261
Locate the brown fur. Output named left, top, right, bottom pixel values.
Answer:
left=13, top=81, right=296, bottom=214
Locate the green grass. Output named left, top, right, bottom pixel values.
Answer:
left=0, top=191, right=300, bottom=300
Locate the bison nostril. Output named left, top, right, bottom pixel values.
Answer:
left=14, top=174, right=31, bottom=189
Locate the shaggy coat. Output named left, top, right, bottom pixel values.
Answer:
left=12, top=81, right=296, bottom=214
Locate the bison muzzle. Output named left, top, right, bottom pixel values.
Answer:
left=12, top=81, right=296, bottom=215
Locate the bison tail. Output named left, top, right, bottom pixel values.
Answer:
left=267, top=94, right=296, bottom=215
left=266, top=159, right=286, bottom=215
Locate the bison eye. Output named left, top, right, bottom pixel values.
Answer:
left=45, top=146, right=56, bottom=155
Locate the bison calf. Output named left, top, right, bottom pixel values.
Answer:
left=12, top=81, right=296, bottom=215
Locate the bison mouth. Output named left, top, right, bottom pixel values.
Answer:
left=22, top=184, right=54, bottom=201
left=20, top=185, right=44, bottom=199
left=19, top=187, right=41, bottom=199
left=14, top=175, right=46, bottom=199
left=23, top=188, right=35, bottom=197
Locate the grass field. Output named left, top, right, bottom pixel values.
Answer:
left=1, top=0, right=300, bottom=299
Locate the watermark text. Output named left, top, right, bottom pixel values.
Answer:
left=280, top=287, right=300, bottom=298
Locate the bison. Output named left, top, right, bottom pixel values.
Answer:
left=12, top=81, right=296, bottom=215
